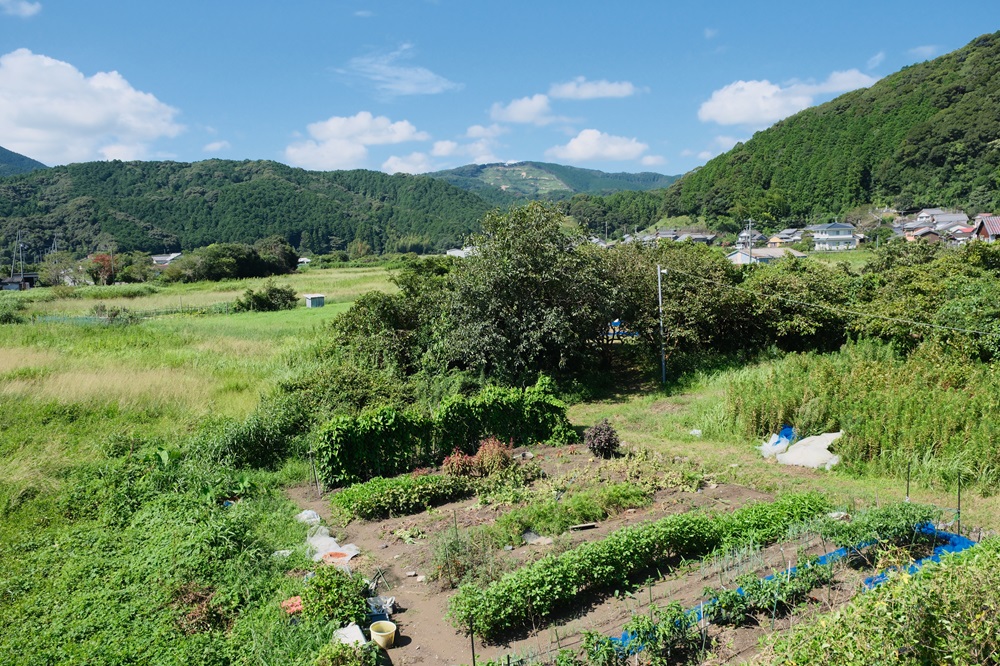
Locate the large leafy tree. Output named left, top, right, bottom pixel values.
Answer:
left=446, top=202, right=612, bottom=384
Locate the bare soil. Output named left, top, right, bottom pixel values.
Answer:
left=283, top=447, right=912, bottom=665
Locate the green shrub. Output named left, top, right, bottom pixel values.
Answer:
left=315, top=378, right=576, bottom=487
left=233, top=279, right=298, bottom=312
left=331, top=474, right=474, bottom=520
left=584, top=418, right=620, bottom=458
left=0, top=299, right=26, bottom=324
left=302, top=566, right=369, bottom=627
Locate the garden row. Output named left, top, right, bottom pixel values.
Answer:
left=446, top=492, right=830, bottom=640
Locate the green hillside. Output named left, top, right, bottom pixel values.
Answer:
left=0, top=145, right=47, bottom=178
left=663, top=31, right=1000, bottom=223
left=0, top=159, right=492, bottom=257
left=429, top=161, right=678, bottom=202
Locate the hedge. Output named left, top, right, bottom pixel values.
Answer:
left=315, top=377, right=576, bottom=486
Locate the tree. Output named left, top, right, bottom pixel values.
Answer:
left=446, top=202, right=611, bottom=384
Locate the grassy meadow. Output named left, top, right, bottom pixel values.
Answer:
left=0, top=267, right=393, bottom=501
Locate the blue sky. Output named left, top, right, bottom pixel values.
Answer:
left=0, top=1, right=997, bottom=176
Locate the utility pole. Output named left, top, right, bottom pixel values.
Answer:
left=658, top=264, right=666, bottom=384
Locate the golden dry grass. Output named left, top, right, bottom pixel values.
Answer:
left=0, top=348, right=59, bottom=374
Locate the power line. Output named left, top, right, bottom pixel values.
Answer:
left=665, top=264, right=998, bottom=339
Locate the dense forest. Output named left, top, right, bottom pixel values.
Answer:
left=427, top=161, right=678, bottom=203
left=0, top=159, right=493, bottom=258
left=662, top=31, right=1000, bottom=224
left=0, top=146, right=47, bottom=178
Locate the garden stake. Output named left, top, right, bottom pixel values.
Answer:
left=957, top=474, right=962, bottom=536
left=469, top=618, right=476, bottom=666
left=906, top=462, right=911, bottom=502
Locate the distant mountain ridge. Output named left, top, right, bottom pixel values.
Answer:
left=428, top=161, right=678, bottom=204
left=662, top=31, right=1000, bottom=223
left=0, top=159, right=492, bottom=257
left=0, top=146, right=47, bottom=178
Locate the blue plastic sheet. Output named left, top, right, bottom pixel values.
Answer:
left=609, top=524, right=976, bottom=655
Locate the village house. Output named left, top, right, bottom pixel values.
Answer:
left=808, top=222, right=858, bottom=251
left=726, top=247, right=807, bottom=265
left=767, top=228, right=804, bottom=248
left=973, top=215, right=1000, bottom=242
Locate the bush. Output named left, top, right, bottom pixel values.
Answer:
left=0, top=299, right=26, bottom=324
left=442, top=437, right=515, bottom=478
left=584, top=419, right=620, bottom=458
left=233, top=279, right=298, bottom=312
left=331, top=473, right=474, bottom=521
left=302, top=566, right=369, bottom=627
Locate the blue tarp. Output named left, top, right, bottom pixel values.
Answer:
left=609, top=524, right=976, bottom=654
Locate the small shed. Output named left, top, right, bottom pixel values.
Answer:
left=304, top=293, right=325, bottom=308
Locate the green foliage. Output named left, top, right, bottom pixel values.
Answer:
left=447, top=493, right=828, bottom=640
left=584, top=418, right=621, bottom=458
left=769, top=538, right=1000, bottom=665
left=817, top=502, right=941, bottom=552
left=233, top=279, right=298, bottom=312
left=162, top=241, right=297, bottom=283
left=727, top=339, right=1000, bottom=488
left=0, top=159, right=492, bottom=259
left=446, top=202, right=617, bottom=383
left=314, top=378, right=576, bottom=487
left=330, top=473, right=474, bottom=521
left=314, top=640, right=381, bottom=666
left=663, top=32, right=1000, bottom=223
left=707, top=558, right=834, bottom=626
left=0, top=298, right=26, bottom=324
left=301, top=566, right=369, bottom=627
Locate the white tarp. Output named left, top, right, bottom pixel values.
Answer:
left=776, top=431, right=842, bottom=470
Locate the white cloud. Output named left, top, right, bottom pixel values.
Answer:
left=697, top=150, right=713, bottom=160
left=490, top=94, right=557, bottom=125
left=353, top=10, right=373, bottom=18
left=203, top=140, right=231, bottom=152
left=704, top=27, right=718, bottom=39
left=0, top=0, right=40, bottom=17
left=466, top=123, right=506, bottom=139
left=909, top=45, right=938, bottom=59
left=867, top=51, right=885, bottom=69
left=549, top=76, right=638, bottom=100
left=431, top=140, right=458, bottom=157
left=382, top=152, right=434, bottom=174
left=0, top=49, right=183, bottom=164
left=713, top=135, right=741, bottom=151
left=284, top=111, right=429, bottom=170
left=545, top=129, right=648, bottom=162
left=640, top=155, right=666, bottom=167
left=698, top=69, right=878, bottom=126
left=343, top=43, right=461, bottom=96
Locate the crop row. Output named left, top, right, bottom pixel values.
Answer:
left=447, top=492, right=829, bottom=640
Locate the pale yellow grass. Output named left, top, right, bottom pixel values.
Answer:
left=2, top=367, right=214, bottom=411
left=0, top=348, right=59, bottom=374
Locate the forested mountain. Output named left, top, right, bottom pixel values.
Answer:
left=663, top=31, right=1000, bottom=224
left=0, top=159, right=493, bottom=257
left=428, top=161, right=678, bottom=203
left=0, top=146, right=47, bottom=178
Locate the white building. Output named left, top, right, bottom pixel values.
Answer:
left=809, top=222, right=857, bottom=251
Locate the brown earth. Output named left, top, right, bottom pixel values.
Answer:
left=283, top=447, right=917, bottom=665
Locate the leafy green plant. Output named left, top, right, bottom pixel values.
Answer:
left=448, top=493, right=828, bottom=640
left=301, top=566, right=369, bottom=627
left=331, top=474, right=473, bottom=521
left=584, top=418, right=620, bottom=459
left=233, top=279, right=298, bottom=312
